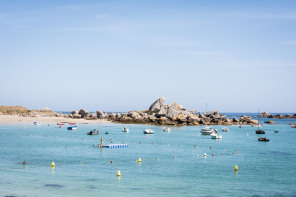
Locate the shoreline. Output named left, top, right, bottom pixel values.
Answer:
left=0, top=115, right=110, bottom=125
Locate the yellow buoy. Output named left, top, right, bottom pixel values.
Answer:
left=117, top=170, right=121, bottom=176
left=51, top=162, right=55, bottom=168
left=138, top=158, right=141, bottom=163
left=234, top=165, right=238, bottom=172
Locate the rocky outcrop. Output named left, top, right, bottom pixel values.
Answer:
left=78, top=109, right=89, bottom=118
left=264, top=121, right=275, bottom=124
left=71, top=110, right=78, bottom=115
left=149, top=98, right=165, bottom=112
left=106, top=98, right=259, bottom=126
left=258, top=112, right=296, bottom=119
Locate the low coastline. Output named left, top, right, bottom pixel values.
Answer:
left=0, top=115, right=110, bottom=125
left=1, top=98, right=295, bottom=126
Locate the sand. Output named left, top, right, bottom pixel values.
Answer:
left=0, top=115, right=110, bottom=125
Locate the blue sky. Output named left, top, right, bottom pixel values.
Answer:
left=0, top=0, right=295, bottom=112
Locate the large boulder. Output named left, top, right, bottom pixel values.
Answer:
left=233, top=117, right=239, bottom=122
left=166, top=103, right=181, bottom=118
left=149, top=98, right=165, bottom=112
left=247, top=119, right=259, bottom=124
left=78, top=109, right=89, bottom=118
left=204, top=110, right=219, bottom=117
left=158, top=106, right=167, bottom=115
left=73, top=114, right=82, bottom=119
left=71, top=110, right=78, bottom=115
left=128, top=111, right=139, bottom=118
left=96, top=110, right=105, bottom=118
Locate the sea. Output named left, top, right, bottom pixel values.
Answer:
left=0, top=113, right=296, bottom=197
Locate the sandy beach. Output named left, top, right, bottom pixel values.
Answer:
left=0, top=115, right=110, bottom=125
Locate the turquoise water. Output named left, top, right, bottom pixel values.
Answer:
left=1, top=118, right=296, bottom=197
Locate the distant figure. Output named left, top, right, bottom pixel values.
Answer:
left=48, top=124, right=49, bottom=126
left=59, top=126, right=61, bottom=128
left=23, top=161, right=26, bottom=165
left=101, top=137, right=103, bottom=146
left=93, top=145, right=95, bottom=147
left=110, top=139, right=113, bottom=144
left=65, top=146, right=67, bottom=149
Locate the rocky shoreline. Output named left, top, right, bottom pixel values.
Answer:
left=0, top=98, right=265, bottom=126
left=2, top=98, right=295, bottom=126
left=258, top=112, right=296, bottom=119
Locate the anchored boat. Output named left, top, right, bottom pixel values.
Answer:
left=163, top=127, right=171, bottom=132
left=256, top=130, right=265, bottom=134
left=122, top=127, right=129, bottom=132
left=200, top=127, right=217, bottom=135
left=87, top=129, right=99, bottom=135
left=222, top=127, right=229, bottom=132
left=258, top=137, right=269, bottom=141
left=211, top=133, right=222, bottom=139
left=143, top=129, right=154, bottom=134
left=67, top=126, right=77, bottom=130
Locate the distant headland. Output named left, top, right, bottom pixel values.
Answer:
left=1, top=98, right=295, bottom=125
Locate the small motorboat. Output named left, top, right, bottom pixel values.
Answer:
left=211, top=133, right=222, bottom=139
left=274, top=130, right=278, bottom=133
left=105, top=131, right=109, bottom=134
left=291, top=126, right=296, bottom=128
left=143, top=129, right=154, bottom=134
left=69, top=123, right=76, bottom=125
left=33, top=122, right=41, bottom=125
left=163, top=127, right=171, bottom=132
left=258, top=137, right=269, bottom=142
left=87, top=130, right=99, bottom=135
left=200, top=127, right=217, bottom=135
left=256, top=130, right=265, bottom=134
left=67, top=126, right=77, bottom=130
left=122, top=127, right=129, bottom=132
left=57, top=123, right=65, bottom=126
left=222, top=127, right=229, bottom=132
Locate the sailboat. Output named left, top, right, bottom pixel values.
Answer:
left=255, top=108, right=265, bottom=134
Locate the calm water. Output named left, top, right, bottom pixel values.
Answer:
left=1, top=115, right=296, bottom=197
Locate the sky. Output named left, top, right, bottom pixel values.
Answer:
left=0, top=0, right=295, bottom=113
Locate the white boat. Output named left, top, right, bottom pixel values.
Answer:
left=122, top=127, right=129, bottom=132
left=33, top=122, right=41, bottom=125
left=200, top=127, right=217, bottom=135
left=67, top=126, right=77, bottom=130
left=211, top=133, right=222, bottom=139
left=222, top=127, right=229, bottom=132
left=143, top=129, right=154, bottom=134
left=163, top=127, right=171, bottom=132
